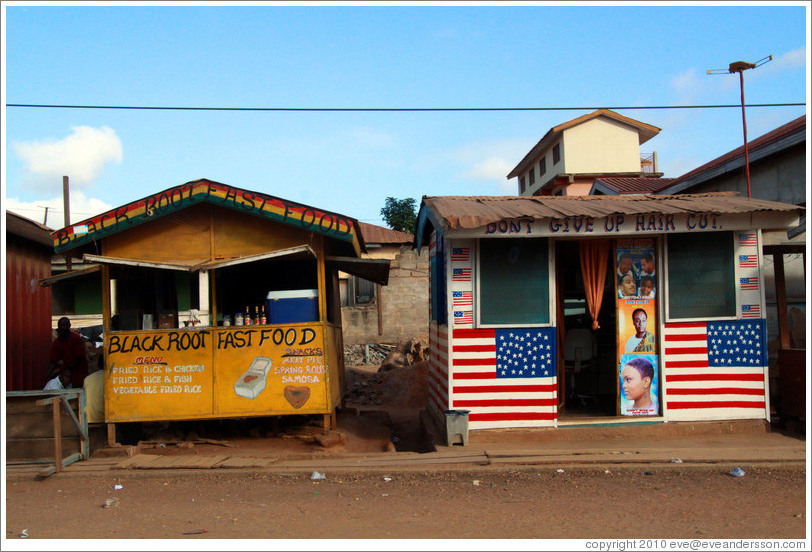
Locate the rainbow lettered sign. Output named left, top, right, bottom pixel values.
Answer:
left=53, top=179, right=360, bottom=254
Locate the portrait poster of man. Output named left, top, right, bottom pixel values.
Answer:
left=616, top=238, right=656, bottom=298
left=619, top=353, right=660, bottom=416
left=619, top=299, right=657, bottom=354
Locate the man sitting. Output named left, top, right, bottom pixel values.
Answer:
left=44, top=367, right=73, bottom=390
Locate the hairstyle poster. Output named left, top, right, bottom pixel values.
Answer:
left=619, top=354, right=660, bottom=416
left=615, top=239, right=659, bottom=416
left=616, top=238, right=656, bottom=299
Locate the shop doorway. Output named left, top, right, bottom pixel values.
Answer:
left=556, top=240, right=617, bottom=419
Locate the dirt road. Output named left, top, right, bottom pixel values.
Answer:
left=4, top=466, right=806, bottom=540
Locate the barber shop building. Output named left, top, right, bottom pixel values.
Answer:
left=415, top=193, right=804, bottom=431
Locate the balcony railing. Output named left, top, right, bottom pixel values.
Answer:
left=641, top=152, right=658, bottom=174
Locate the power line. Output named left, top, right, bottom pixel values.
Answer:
left=5, top=102, right=805, bottom=112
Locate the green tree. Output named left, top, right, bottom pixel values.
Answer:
left=380, top=197, right=417, bottom=234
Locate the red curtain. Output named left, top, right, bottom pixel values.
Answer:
left=579, top=240, right=611, bottom=330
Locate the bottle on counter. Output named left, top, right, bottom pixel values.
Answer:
left=260, top=304, right=267, bottom=325
left=244, top=305, right=252, bottom=326
left=235, top=312, right=244, bottom=326
left=223, top=315, right=231, bottom=327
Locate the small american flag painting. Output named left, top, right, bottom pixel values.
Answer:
left=738, top=255, right=757, bottom=268
left=454, top=310, right=473, bottom=325
left=451, top=247, right=470, bottom=262
left=741, top=304, right=761, bottom=318
left=738, top=233, right=758, bottom=247
left=452, top=268, right=472, bottom=281
left=452, top=291, right=473, bottom=306
left=739, top=277, right=758, bottom=291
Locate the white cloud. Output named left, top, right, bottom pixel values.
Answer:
left=5, top=191, right=114, bottom=229
left=463, top=156, right=513, bottom=181
left=766, top=47, right=806, bottom=71
left=346, top=127, right=396, bottom=149
left=448, top=138, right=528, bottom=192
left=13, top=126, right=123, bottom=192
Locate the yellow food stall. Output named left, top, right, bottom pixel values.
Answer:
left=51, top=179, right=389, bottom=443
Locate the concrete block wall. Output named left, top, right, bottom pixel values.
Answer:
left=341, top=245, right=429, bottom=345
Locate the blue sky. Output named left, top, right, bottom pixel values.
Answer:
left=2, top=2, right=808, bottom=229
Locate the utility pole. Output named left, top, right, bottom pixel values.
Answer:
left=708, top=55, right=773, bottom=198
left=63, top=175, right=72, bottom=271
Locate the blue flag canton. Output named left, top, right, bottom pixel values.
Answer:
left=495, top=328, right=556, bottom=378
left=707, top=320, right=766, bottom=367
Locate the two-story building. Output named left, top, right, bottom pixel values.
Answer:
left=508, top=109, right=663, bottom=197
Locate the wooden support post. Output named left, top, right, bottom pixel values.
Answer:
left=377, top=283, right=383, bottom=336
left=323, top=410, right=336, bottom=430
left=773, top=253, right=791, bottom=350
left=107, top=423, right=117, bottom=446
left=52, top=399, right=63, bottom=473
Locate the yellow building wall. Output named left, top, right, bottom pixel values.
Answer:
left=562, top=117, right=642, bottom=174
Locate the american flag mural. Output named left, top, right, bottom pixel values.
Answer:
left=428, top=322, right=449, bottom=416
left=453, top=310, right=473, bottom=325
left=451, top=247, right=470, bottom=262
left=663, top=319, right=767, bottom=421
left=738, top=233, right=758, bottom=247
left=738, top=254, right=758, bottom=268
left=736, top=231, right=762, bottom=320
left=451, top=327, right=557, bottom=429
left=452, top=290, right=473, bottom=306
left=739, top=277, right=759, bottom=291
left=450, top=239, right=475, bottom=329
left=452, top=268, right=472, bottom=281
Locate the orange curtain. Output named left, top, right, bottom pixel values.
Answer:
left=579, top=240, right=611, bottom=330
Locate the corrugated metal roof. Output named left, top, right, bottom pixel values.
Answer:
left=661, top=115, right=806, bottom=191
left=357, top=221, right=413, bottom=244
left=6, top=211, right=53, bottom=247
left=420, top=192, right=804, bottom=232
left=592, top=177, right=676, bottom=195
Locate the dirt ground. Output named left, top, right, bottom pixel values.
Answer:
left=4, top=466, right=807, bottom=540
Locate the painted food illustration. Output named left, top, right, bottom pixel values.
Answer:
left=284, top=385, right=311, bottom=409
left=233, top=357, right=272, bottom=399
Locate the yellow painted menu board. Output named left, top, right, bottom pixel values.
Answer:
left=105, top=324, right=328, bottom=422
left=214, top=325, right=328, bottom=415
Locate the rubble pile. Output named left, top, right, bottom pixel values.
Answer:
left=343, top=343, right=397, bottom=366
left=344, top=334, right=430, bottom=408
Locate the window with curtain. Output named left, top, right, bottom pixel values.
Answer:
left=479, top=238, right=550, bottom=325
left=666, top=232, right=736, bottom=319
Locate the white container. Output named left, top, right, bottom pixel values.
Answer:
left=233, top=357, right=272, bottom=400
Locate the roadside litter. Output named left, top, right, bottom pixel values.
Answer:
left=103, top=497, right=120, bottom=509
left=114, top=484, right=123, bottom=490
left=182, top=529, right=208, bottom=535
left=20, top=529, right=28, bottom=538
left=310, top=471, right=326, bottom=480
left=670, top=458, right=683, bottom=464
left=729, top=467, right=745, bottom=478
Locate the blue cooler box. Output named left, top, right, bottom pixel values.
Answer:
left=266, top=289, right=319, bottom=323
